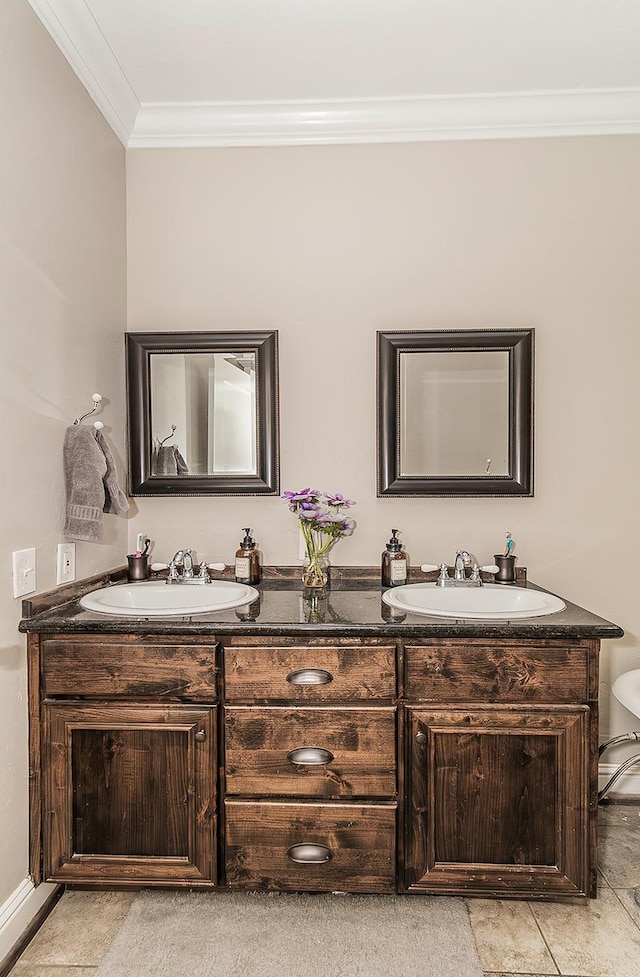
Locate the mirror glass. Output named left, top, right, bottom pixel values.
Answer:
left=377, top=329, right=533, bottom=497
left=127, top=331, right=279, bottom=496
left=150, top=352, right=257, bottom=476
left=400, top=351, right=509, bottom=477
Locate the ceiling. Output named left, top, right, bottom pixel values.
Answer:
left=27, top=0, right=640, bottom=148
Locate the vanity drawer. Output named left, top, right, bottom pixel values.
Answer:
left=41, top=636, right=218, bottom=699
left=404, top=640, right=589, bottom=703
left=223, top=644, right=396, bottom=701
left=225, top=799, right=397, bottom=892
left=224, top=706, right=396, bottom=797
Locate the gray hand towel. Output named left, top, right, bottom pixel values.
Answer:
left=96, top=429, right=129, bottom=514
left=63, top=426, right=129, bottom=541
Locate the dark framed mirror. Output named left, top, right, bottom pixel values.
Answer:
left=377, top=329, right=534, bottom=497
left=126, top=331, right=279, bottom=496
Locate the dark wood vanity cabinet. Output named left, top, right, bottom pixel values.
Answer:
left=28, top=630, right=602, bottom=899
left=34, top=635, right=218, bottom=887
left=222, top=640, right=398, bottom=893
left=403, top=639, right=598, bottom=899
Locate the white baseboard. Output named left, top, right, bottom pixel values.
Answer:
left=599, top=761, right=640, bottom=796
left=0, top=879, right=57, bottom=964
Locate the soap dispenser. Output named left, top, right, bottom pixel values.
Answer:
left=235, top=528, right=261, bottom=585
left=381, top=529, right=409, bottom=588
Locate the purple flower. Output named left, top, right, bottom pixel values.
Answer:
left=282, top=488, right=319, bottom=504
left=283, top=487, right=356, bottom=547
left=298, top=505, right=324, bottom=521
left=323, top=492, right=354, bottom=508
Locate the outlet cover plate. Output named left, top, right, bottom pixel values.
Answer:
left=56, top=542, right=76, bottom=585
left=12, top=548, right=37, bottom=598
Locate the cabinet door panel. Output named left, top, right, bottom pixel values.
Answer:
left=71, top=727, right=189, bottom=857
left=405, top=706, right=590, bottom=898
left=43, top=703, right=216, bottom=885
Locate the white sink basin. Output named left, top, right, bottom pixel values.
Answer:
left=382, top=583, right=566, bottom=620
left=80, top=580, right=260, bottom=617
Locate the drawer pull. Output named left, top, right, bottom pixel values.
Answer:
left=194, top=729, right=207, bottom=743
left=286, top=668, right=333, bottom=686
left=287, top=746, right=334, bottom=766
left=287, top=843, right=333, bottom=864
left=415, top=731, right=427, bottom=744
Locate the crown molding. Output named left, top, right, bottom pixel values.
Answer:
left=25, top=2, right=640, bottom=148
left=26, top=0, right=139, bottom=144
left=129, top=89, right=640, bottom=148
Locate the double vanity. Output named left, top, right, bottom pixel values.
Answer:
left=20, top=567, right=623, bottom=901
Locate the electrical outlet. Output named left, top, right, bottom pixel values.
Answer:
left=12, top=548, right=37, bottom=598
left=56, top=542, right=76, bottom=585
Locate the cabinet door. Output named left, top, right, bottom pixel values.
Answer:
left=405, top=706, right=590, bottom=899
left=43, top=702, right=216, bottom=885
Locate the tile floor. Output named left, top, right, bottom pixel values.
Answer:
left=7, top=803, right=640, bottom=977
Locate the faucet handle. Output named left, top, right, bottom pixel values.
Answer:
left=196, top=562, right=211, bottom=581
left=436, top=563, right=450, bottom=586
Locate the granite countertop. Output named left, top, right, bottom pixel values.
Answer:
left=19, top=569, right=624, bottom=640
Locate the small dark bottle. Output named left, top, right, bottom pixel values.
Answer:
left=381, top=529, right=409, bottom=587
left=235, top=528, right=261, bottom=585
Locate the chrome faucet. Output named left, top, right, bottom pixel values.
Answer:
left=164, top=549, right=222, bottom=585
left=166, top=549, right=185, bottom=583
left=455, top=550, right=480, bottom=580
left=436, top=550, right=483, bottom=588
left=167, top=548, right=200, bottom=584
left=182, top=548, right=194, bottom=579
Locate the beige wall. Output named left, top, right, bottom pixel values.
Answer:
left=127, top=137, right=640, bottom=763
left=0, top=0, right=127, bottom=913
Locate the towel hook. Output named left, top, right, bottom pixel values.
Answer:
left=158, top=424, right=177, bottom=447
left=74, top=393, right=103, bottom=427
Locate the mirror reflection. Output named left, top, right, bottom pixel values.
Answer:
left=400, top=351, right=509, bottom=477
left=150, top=352, right=257, bottom=477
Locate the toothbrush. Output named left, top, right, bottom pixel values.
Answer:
left=135, top=533, right=145, bottom=557
left=503, top=532, right=514, bottom=557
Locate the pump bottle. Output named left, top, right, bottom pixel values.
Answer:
left=235, top=528, right=261, bottom=585
left=381, top=529, right=409, bottom=587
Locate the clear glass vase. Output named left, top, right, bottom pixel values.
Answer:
left=302, top=552, right=330, bottom=595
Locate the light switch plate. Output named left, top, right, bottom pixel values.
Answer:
left=12, top=547, right=37, bottom=598
left=56, top=542, right=76, bottom=585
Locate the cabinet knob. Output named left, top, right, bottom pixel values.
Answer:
left=194, top=729, right=207, bottom=742
left=287, top=746, right=334, bottom=766
left=286, top=668, right=333, bottom=686
left=415, top=731, right=427, bottom=744
left=287, top=843, right=333, bottom=864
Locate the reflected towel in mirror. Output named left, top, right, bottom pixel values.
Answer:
left=152, top=444, right=189, bottom=476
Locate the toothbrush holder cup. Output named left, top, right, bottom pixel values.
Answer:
left=493, top=554, right=516, bottom=584
left=127, top=554, right=150, bottom=581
